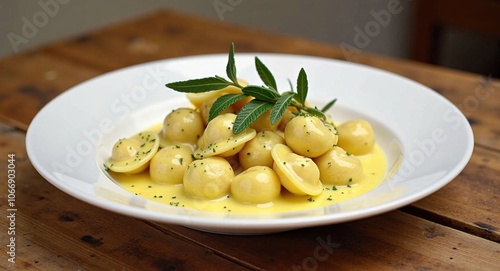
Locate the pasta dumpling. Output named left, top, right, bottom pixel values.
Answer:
left=284, top=115, right=338, bottom=158
left=272, top=144, right=323, bottom=196
left=149, top=145, right=193, bottom=184
left=238, top=131, right=285, bottom=169
left=336, top=120, right=375, bottom=155
left=106, top=131, right=160, bottom=174
left=194, top=113, right=256, bottom=159
left=249, top=108, right=281, bottom=132
left=278, top=106, right=299, bottom=131
left=159, top=108, right=204, bottom=149
left=314, top=146, right=364, bottom=185
left=186, top=83, right=245, bottom=108
left=199, top=97, right=235, bottom=126
left=183, top=157, right=234, bottom=200
left=230, top=166, right=281, bottom=204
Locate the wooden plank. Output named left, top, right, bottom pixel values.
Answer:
left=405, top=145, right=500, bottom=242
left=43, top=10, right=343, bottom=72
left=153, top=212, right=500, bottom=271
left=0, top=51, right=102, bottom=131
left=0, top=122, right=251, bottom=271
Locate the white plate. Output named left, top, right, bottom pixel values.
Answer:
left=26, top=54, right=473, bottom=234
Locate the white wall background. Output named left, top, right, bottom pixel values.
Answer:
left=0, top=0, right=415, bottom=59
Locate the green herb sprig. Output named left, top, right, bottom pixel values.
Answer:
left=165, top=43, right=337, bottom=134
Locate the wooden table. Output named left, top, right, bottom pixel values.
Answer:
left=1, top=10, right=499, bottom=270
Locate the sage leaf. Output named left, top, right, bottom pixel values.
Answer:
left=166, top=77, right=231, bottom=93
left=208, top=93, right=247, bottom=122
left=233, top=100, right=273, bottom=134
left=304, top=106, right=325, bottom=118
left=271, top=91, right=295, bottom=125
left=226, top=43, right=238, bottom=84
left=287, top=78, right=294, bottom=91
left=296, top=68, right=308, bottom=105
left=321, top=98, right=337, bottom=113
left=242, top=85, right=280, bottom=101
left=255, top=57, right=277, bottom=90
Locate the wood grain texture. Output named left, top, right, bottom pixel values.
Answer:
left=0, top=51, right=102, bottom=130
left=150, top=212, right=500, bottom=271
left=43, top=10, right=343, bottom=71
left=406, top=145, right=500, bottom=242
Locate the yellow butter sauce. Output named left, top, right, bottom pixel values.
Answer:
left=109, top=144, right=387, bottom=214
